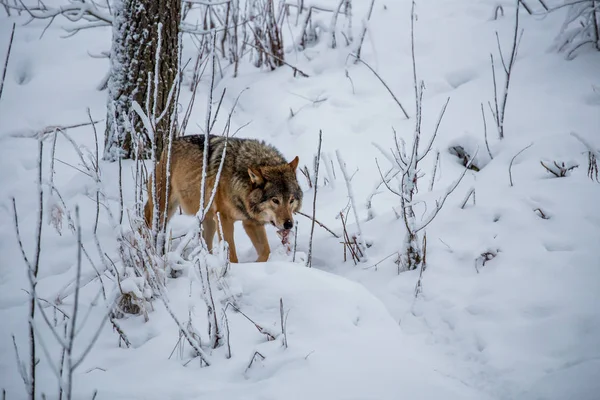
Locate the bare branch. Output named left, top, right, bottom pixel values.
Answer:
left=349, top=54, right=410, bottom=119
left=224, top=302, right=276, bottom=341
left=336, top=149, right=368, bottom=260
left=481, top=103, right=493, bottom=160
left=375, top=158, right=402, bottom=198
left=428, top=151, right=440, bottom=192
left=0, top=23, right=15, bottom=104
left=295, top=210, right=339, bottom=238
left=279, top=298, right=288, bottom=348
left=243, top=40, right=309, bottom=77
left=354, top=0, right=375, bottom=62
left=418, top=97, right=450, bottom=161
left=509, top=142, right=533, bottom=186
left=571, top=131, right=600, bottom=182
left=306, top=130, right=322, bottom=268
left=416, top=149, right=478, bottom=232
left=460, top=187, right=476, bottom=209
left=5, top=0, right=112, bottom=24
left=493, top=4, right=504, bottom=20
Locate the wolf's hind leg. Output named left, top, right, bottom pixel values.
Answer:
left=144, top=168, right=178, bottom=231
left=242, top=221, right=270, bottom=263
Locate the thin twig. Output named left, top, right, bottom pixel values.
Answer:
left=224, top=302, right=276, bottom=340
left=245, top=351, right=265, bottom=373
left=244, top=40, right=309, bottom=77
left=280, top=298, right=287, bottom=348
left=428, top=151, right=440, bottom=192
left=306, top=130, right=322, bottom=268
left=481, top=103, right=493, bottom=160
left=509, top=142, right=533, bottom=187
left=460, top=187, right=476, bottom=209
left=363, top=251, right=397, bottom=270
left=0, top=23, right=16, bottom=104
left=295, top=210, right=339, bottom=238
left=349, top=54, right=410, bottom=119
left=353, top=0, right=375, bottom=62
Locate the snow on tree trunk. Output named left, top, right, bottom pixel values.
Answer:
left=104, top=0, right=181, bottom=161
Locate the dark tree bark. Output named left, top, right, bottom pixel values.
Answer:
left=104, top=0, right=181, bottom=161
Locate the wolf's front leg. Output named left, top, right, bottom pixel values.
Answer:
left=220, top=216, right=238, bottom=263
left=242, top=221, right=271, bottom=262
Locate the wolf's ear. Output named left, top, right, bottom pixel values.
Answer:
left=289, top=156, right=299, bottom=171
left=248, top=167, right=264, bottom=185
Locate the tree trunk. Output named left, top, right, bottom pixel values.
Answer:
left=104, top=0, right=181, bottom=161
left=593, top=1, right=600, bottom=51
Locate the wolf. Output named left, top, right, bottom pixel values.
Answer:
left=144, top=134, right=303, bottom=263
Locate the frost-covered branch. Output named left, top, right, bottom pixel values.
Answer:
left=571, top=131, right=600, bottom=181
left=336, top=149, right=368, bottom=261
left=488, top=0, right=524, bottom=139
left=370, top=1, right=468, bottom=273
left=353, top=0, right=374, bottom=61
left=553, top=1, right=600, bottom=58
left=306, top=130, right=323, bottom=268
left=415, top=151, right=476, bottom=232
left=418, top=97, right=450, bottom=162
left=8, top=0, right=112, bottom=23
left=10, top=138, right=44, bottom=399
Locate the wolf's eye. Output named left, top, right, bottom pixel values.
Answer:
left=272, top=198, right=280, bottom=205
left=290, top=198, right=295, bottom=204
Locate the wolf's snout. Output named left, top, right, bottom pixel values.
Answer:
left=284, top=219, right=294, bottom=230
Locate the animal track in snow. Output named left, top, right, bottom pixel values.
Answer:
left=14, top=58, right=34, bottom=85
left=542, top=241, right=573, bottom=252
left=445, top=68, right=478, bottom=89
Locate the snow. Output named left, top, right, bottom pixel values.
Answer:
left=1, top=0, right=600, bottom=399
left=61, top=262, right=491, bottom=399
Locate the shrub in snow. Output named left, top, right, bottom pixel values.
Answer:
left=540, top=159, right=579, bottom=177
left=554, top=0, right=600, bottom=60
left=371, top=2, right=472, bottom=273
left=571, top=132, right=600, bottom=182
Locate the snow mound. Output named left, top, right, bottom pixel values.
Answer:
left=54, top=262, right=489, bottom=400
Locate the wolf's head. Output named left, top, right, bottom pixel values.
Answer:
left=247, top=156, right=303, bottom=231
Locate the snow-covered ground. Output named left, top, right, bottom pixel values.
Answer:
left=1, top=0, right=599, bottom=399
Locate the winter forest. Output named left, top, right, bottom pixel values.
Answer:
left=0, top=0, right=599, bottom=399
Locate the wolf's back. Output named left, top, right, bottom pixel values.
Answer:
left=175, top=134, right=287, bottom=180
